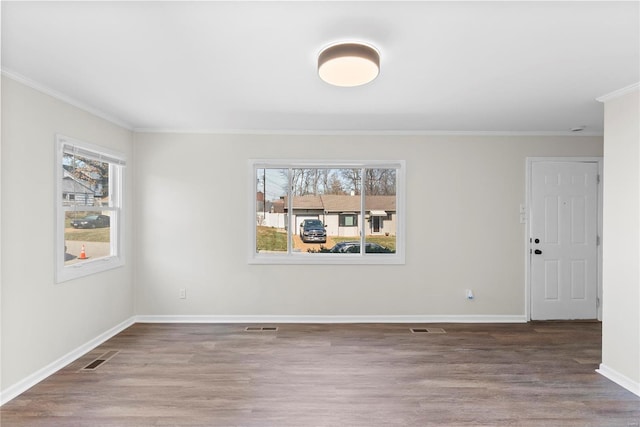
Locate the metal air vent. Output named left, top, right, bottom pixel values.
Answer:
left=81, top=350, right=120, bottom=371
left=410, top=328, right=446, bottom=334
left=244, top=326, right=278, bottom=332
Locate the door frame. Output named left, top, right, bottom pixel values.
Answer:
left=525, top=157, right=603, bottom=321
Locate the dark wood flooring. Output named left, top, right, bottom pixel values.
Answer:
left=2, top=322, right=639, bottom=426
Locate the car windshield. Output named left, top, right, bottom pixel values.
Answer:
left=305, top=220, right=323, bottom=227
left=84, top=215, right=99, bottom=220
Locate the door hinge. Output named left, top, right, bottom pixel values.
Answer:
left=597, top=297, right=601, bottom=308
left=597, top=235, right=601, bottom=246
left=597, top=174, right=601, bottom=184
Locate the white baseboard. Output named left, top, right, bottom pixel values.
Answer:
left=0, top=316, right=136, bottom=406
left=597, top=364, right=640, bottom=397
left=135, top=314, right=528, bottom=324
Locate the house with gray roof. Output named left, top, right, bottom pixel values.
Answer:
left=285, top=194, right=396, bottom=237
left=62, top=170, right=96, bottom=206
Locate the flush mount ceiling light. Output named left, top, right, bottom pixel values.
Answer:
left=318, top=42, right=380, bottom=87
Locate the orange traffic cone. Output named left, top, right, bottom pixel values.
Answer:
left=79, top=244, right=87, bottom=260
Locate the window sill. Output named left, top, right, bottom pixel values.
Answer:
left=248, top=253, right=405, bottom=265
left=56, top=256, right=124, bottom=283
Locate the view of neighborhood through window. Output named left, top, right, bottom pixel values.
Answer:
left=57, top=135, right=125, bottom=282
left=255, top=166, right=398, bottom=256
left=63, top=152, right=113, bottom=265
left=365, top=169, right=396, bottom=253
left=256, top=168, right=288, bottom=253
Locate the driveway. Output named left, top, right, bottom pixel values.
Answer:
left=292, top=235, right=335, bottom=252
left=64, top=240, right=110, bottom=264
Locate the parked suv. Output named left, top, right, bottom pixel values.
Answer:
left=299, top=219, right=326, bottom=243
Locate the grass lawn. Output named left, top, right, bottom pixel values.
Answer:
left=256, top=227, right=396, bottom=252
left=257, top=226, right=287, bottom=252
left=65, top=227, right=110, bottom=242
left=64, top=214, right=110, bottom=242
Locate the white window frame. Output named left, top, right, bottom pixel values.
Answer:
left=55, top=134, right=126, bottom=282
left=248, top=160, right=405, bottom=265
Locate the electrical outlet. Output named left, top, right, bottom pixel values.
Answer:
left=179, top=288, right=186, bottom=299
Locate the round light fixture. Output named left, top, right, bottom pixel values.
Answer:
left=318, top=42, right=380, bottom=87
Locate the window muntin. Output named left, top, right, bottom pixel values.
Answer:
left=56, top=135, right=125, bottom=282
left=251, top=161, right=404, bottom=264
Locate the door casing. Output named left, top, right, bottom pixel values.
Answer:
left=525, top=157, right=603, bottom=321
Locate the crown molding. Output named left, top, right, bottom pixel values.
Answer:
left=596, top=82, right=640, bottom=103
left=1, top=69, right=133, bottom=131
left=1, top=68, right=606, bottom=137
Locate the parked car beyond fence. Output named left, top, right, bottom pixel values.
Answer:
left=70, top=214, right=110, bottom=229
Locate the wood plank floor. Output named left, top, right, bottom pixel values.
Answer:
left=2, top=322, right=639, bottom=426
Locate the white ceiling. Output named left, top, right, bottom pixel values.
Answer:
left=2, top=1, right=639, bottom=133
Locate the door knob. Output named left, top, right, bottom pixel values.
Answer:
left=534, top=249, right=542, bottom=255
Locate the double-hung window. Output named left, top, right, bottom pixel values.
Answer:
left=55, top=135, right=125, bottom=282
left=250, top=160, right=405, bottom=264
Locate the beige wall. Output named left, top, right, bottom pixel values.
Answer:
left=1, top=77, right=135, bottom=392
left=601, top=87, right=640, bottom=393
left=133, top=132, right=602, bottom=318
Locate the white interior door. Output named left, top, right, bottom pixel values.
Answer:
left=530, top=161, right=599, bottom=320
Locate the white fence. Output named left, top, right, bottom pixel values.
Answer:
left=257, top=212, right=286, bottom=229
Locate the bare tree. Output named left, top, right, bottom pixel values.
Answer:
left=326, top=172, right=346, bottom=195
left=364, top=168, right=396, bottom=195
left=281, top=167, right=395, bottom=197
left=340, top=169, right=362, bottom=195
